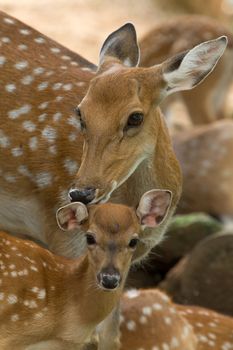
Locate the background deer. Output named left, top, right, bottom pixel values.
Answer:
left=173, top=119, right=233, bottom=217
left=0, top=190, right=171, bottom=350
left=139, top=15, right=233, bottom=125
left=120, top=288, right=233, bottom=350
left=0, top=11, right=227, bottom=350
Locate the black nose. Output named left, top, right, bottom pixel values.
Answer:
left=68, top=187, right=95, bottom=204
left=98, top=272, right=121, bottom=290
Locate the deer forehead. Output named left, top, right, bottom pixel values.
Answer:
left=81, top=68, right=155, bottom=115
left=89, top=204, right=139, bottom=236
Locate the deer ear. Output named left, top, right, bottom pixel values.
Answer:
left=137, top=190, right=172, bottom=228
left=99, top=23, right=140, bottom=68
left=56, top=202, right=88, bottom=231
left=161, top=36, right=227, bottom=95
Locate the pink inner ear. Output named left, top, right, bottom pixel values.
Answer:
left=67, top=219, right=78, bottom=231
left=142, top=214, right=157, bottom=228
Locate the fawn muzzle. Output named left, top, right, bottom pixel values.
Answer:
left=97, top=268, right=121, bottom=291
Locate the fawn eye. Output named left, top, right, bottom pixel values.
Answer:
left=125, top=112, right=144, bottom=130
left=74, top=107, right=86, bottom=131
left=86, top=234, right=96, bottom=246
left=128, top=238, right=139, bottom=249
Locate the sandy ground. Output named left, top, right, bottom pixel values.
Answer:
left=0, top=0, right=165, bottom=64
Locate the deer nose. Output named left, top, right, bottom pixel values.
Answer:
left=98, top=271, right=121, bottom=290
left=68, top=187, right=96, bottom=204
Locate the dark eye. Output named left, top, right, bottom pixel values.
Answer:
left=86, top=234, right=96, bottom=246
left=128, top=238, right=139, bottom=249
left=74, top=107, right=86, bottom=130
left=126, top=112, right=144, bottom=129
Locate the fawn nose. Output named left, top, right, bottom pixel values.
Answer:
left=68, top=187, right=96, bottom=204
left=98, top=271, right=121, bottom=290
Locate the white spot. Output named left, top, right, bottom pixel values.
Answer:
left=60, top=65, right=67, bottom=70
left=164, top=316, right=172, bottom=325
left=0, top=292, right=4, bottom=300
left=29, top=137, right=38, bottom=151
left=19, top=28, right=31, bottom=35
left=53, top=112, right=62, bottom=122
left=171, top=337, right=179, bottom=348
left=63, top=83, right=73, bottom=91
left=42, top=126, right=57, bottom=143
left=76, top=82, right=85, bottom=87
left=162, top=343, right=169, bottom=350
left=126, top=320, right=136, bottom=331
left=67, top=115, right=80, bottom=129
left=33, top=67, right=45, bottom=75
left=71, top=61, right=78, bottom=66
left=7, top=294, right=18, bottom=304
left=142, top=306, right=152, bottom=316
left=30, top=266, right=38, bottom=272
left=31, top=287, right=39, bottom=293
left=0, top=130, right=10, bottom=148
left=1, top=37, right=11, bottom=43
left=4, top=17, right=15, bottom=24
left=81, top=67, right=93, bottom=72
left=61, top=55, right=71, bottom=61
left=45, top=70, right=54, bottom=77
left=196, top=322, right=204, bottom=328
left=5, top=83, right=16, bottom=92
left=38, top=102, right=49, bottom=110
left=68, top=132, right=77, bottom=142
left=125, top=289, right=140, bottom=299
left=38, top=81, right=49, bottom=91
left=50, top=47, right=60, bottom=53
left=34, top=37, right=45, bottom=44
left=34, top=312, right=44, bottom=319
left=34, top=172, right=52, bottom=189
left=49, top=145, right=57, bottom=155
left=11, top=271, right=18, bottom=277
left=38, top=113, right=47, bottom=122
left=37, top=289, right=46, bottom=299
left=55, top=96, right=63, bottom=102
left=21, top=75, right=34, bottom=85
left=153, top=303, right=163, bottom=311
left=4, top=174, right=16, bottom=183
left=63, top=158, right=78, bottom=175
left=52, top=82, right=62, bottom=90
left=9, top=264, right=16, bottom=270
left=18, top=44, right=27, bottom=50
left=8, top=104, right=31, bottom=119
left=11, top=314, right=19, bottom=322
left=0, top=56, right=6, bottom=66
left=11, top=147, right=23, bottom=157
left=23, top=121, right=36, bottom=132
left=139, top=315, right=147, bottom=324
left=24, top=300, right=38, bottom=308
left=15, top=60, right=28, bottom=70
left=18, top=165, right=32, bottom=178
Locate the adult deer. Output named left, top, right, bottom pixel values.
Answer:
left=139, top=15, right=233, bottom=125
left=0, top=190, right=172, bottom=349
left=0, top=10, right=227, bottom=349
left=120, top=288, right=233, bottom=350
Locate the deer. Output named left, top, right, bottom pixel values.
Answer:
left=0, top=10, right=227, bottom=350
left=120, top=288, right=233, bottom=350
left=0, top=189, right=171, bottom=350
left=173, top=119, right=233, bottom=218
left=139, top=15, right=233, bottom=125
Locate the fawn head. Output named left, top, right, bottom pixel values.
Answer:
left=57, top=189, right=172, bottom=290
left=68, top=23, right=227, bottom=204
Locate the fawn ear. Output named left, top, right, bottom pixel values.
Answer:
left=56, top=202, right=88, bottom=231
left=161, top=36, right=227, bottom=95
left=99, top=23, right=140, bottom=68
left=137, top=190, right=172, bottom=228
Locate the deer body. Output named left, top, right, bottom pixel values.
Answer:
left=120, top=289, right=233, bottom=350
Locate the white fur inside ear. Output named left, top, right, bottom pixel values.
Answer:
left=164, top=36, right=227, bottom=94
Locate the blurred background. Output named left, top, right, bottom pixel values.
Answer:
left=1, top=0, right=233, bottom=319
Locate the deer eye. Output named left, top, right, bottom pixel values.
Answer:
left=125, top=112, right=144, bottom=130
left=74, top=107, right=86, bottom=131
left=128, top=238, right=139, bottom=249
left=86, top=234, right=96, bottom=246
